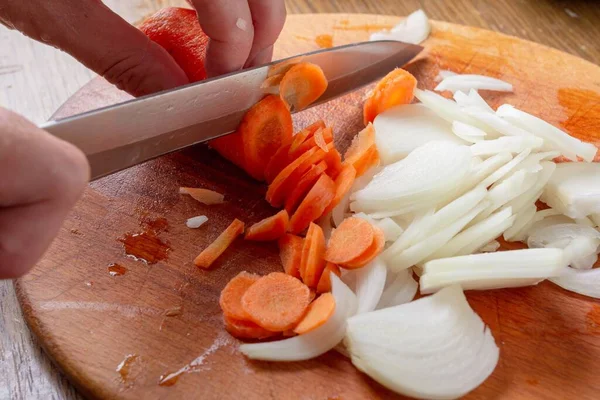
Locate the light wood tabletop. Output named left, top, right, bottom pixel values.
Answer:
left=1, top=1, right=599, bottom=399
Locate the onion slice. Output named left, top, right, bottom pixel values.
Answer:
left=551, top=268, right=600, bottom=299
left=435, top=74, right=513, bottom=93
left=376, top=268, right=417, bottom=309
left=345, top=285, right=499, bottom=400
left=239, top=275, right=357, bottom=361
left=370, top=9, right=431, bottom=44
left=452, top=121, right=487, bottom=144
left=355, top=258, right=388, bottom=314
left=186, top=215, right=208, bottom=229
left=454, top=89, right=496, bottom=114
left=469, top=136, right=543, bottom=156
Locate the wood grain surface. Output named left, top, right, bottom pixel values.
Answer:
left=1, top=1, right=600, bottom=399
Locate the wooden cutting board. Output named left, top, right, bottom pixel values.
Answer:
left=16, top=13, right=600, bottom=400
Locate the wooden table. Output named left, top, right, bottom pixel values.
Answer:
left=1, top=1, right=599, bottom=399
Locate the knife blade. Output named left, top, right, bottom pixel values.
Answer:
left=41, top=40, right=422, bottom=180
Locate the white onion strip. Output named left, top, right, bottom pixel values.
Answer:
left=376, top=268, right=418, bottom=309
left=355, top=258, right=388, bottom=314
left=551, top=268, right=600, bottom=299
left=370, top=9, right=431, bottom=44
left=435, top=74, right=513, bottom=93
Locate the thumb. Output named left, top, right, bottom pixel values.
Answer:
left=1, top=1, right=188, bottom=97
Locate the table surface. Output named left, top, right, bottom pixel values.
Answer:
left=1, top=1, right=599, bottom=399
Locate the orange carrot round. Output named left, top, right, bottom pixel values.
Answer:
left=194, top=219, right=245, bottom=269
left=284, top=161, right=328, bottom=214
left=324, top=217, right=374, bottom=264
left=224, top=316, right=278, bottom=340
left=289, top=120, right=326, bottom=155
left=241, top=272, right=311, bottom=331
left=265, top=143, right=293, bottom=183
left=245, top=210, right=289, bottom=241
left=293, top=293, right=336, bottom=334
left=314, top=128, right=329, bottom=152
left=363, top=68, right=417, bottom=125
left=316, top=263, right=341, bottom=293
left=280, top=62, right=329, bottom=111
left=289, top=127, right=333, bottom=161
left=321, top=164, right=357, bottom=217
left=344, top=225, right=385, bottom=269
left=300, top=223, right=327, bottom=288
left=324, top=148, right=343, bottom=179
left=288, top=173, right=336, bottom=234
left=219, top=271, right=260, bottom=320
left=278, top=234, right=304, bottom=278
left=266, top=146, right=319, bottom=207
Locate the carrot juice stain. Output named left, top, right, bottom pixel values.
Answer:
left=108, top=263, right=127, bottom=276
left=116, top=354, right=139, bottom=382
left=119, top=217, right=170, bottom=264
left=585, top=304, right=600, bottom=334
left=315, top=34, right=333, bottom=48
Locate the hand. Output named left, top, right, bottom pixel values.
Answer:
left=0, top=108, right=89, bottom=279
left=0, top=1, right=286, bottom=97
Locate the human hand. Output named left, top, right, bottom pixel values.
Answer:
left=0, top=108, right=89, bottom=279
left=0, top=1, right=286, bottom=96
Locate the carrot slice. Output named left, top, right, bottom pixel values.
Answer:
left=241, top=272, right=311, bottom=331
left=278, top=234, right=304, bottom=278
left=316, top=263, right=341, bottom=293
left=288, top=174, right=336, bottom=234
left=300, top=223, right=327, bottom=288
left=343, top=123, right=380, bottom=177
left=352, top=145, right=380, bottom=177
left=194, top=219, right=245, bottom=268
left=280, top=62, right=328, bottom=111
left=321, top=164, right=357, bottom=217
left=324, top=148, right=343, bottom=179
left=224, top=316, right=277, bottom=340
left=261, top=73, right=284, bottom=94
left=290, top=120, right=325, bottom=154
left=245, top=210, right=289, bottom=241
left=284, top=160, right=328, bottom=214
left=293, top=293, right=336, bottom=334
left=344, top=225, right=386, bottom=269
left=314, top=128, right=329, bottom=152
left=289, top=127, right=333, bottom=161
left=219, top=271, right=260, bottom=320
left=324, top=217, right=374, bottom=264
left=363, top=68, right=417, bottom=125
left=211, top=94, right=293, bottom=181
left=309, top=289, right=317, bottom=302
left=179, top=187, right=224, bottom=205
left=268, top=59, right=298, bottom=78
left=264, top=143, right=292, bottom=183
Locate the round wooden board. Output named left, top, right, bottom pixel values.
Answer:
left=16, top=13, right=600, bottom=400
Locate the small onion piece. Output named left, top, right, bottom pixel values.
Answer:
left=435, top=74, right=513, bottom=93
left=478, top=240, right=500, bottom=253
left=384, top=209, right=435, bottom=260
left=239, top=274, right=357, bottom=361
left=480, top=148, right=531, bottom=188
left=186, top=215, right=208, bottom=229
left=503, top=204, right=537, bottom=242
left=465, top=107, right=533, bottom=138
left=370, top=9, right=431, bottom=44
left=503, top=161, right=556, bottom=215
left=376, top=268, right=418, bottom=309
left=345, top=285, right=499, bottom=400
left=551, top=268, right=600, bottom=299
left=454, top=89, right=496, bottom=114
left=591, top=213, right=600, bottom=228
left=414, top=88, right=484, bottom=128
left=376, top=218, right=405, bottom=242
left=452, top=121, right=487, bottom=144
left=435, top=70, right=457, bottom=82
left=469, top=136, right=543, bottom=156
left=355, top=258, right=388, bottom=314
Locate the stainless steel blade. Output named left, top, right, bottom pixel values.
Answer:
left=41, top=40, right=422, bottom=180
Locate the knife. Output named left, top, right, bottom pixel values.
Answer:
left=41, top=40, right=422, bottom=180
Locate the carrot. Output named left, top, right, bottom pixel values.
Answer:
left=278, top=234, right=304, bottom=278
left=224, top=316, right=277, bottom=340
left=264, top=143, right=293, bottom=183
left=353, top=145, right=380, bottom=177
left=343, top=123, right=380, bottom=177
left=219, top=271, right=260, bottom=320
left=300, top=223, right=327, bottom=288
left=290, top=120, right=325, bottom=154
left=324, top=148, right=343, bottom=179
left=241, top=272, right=311, bottom=331
left=179, top=187, right=224, bottom=205
left=284, top=160, right=328, bottom=214
left=288, top=174, right=336, bottom=234
left=344, top=225, right=385, bottom=269
left=210, top=94, right=293, bottom=181
left=245, top=210, right=289, bottom=241
left=268, top=59, right=298, bottom=78
left=316, top=262, right=341, bottom=293
left=309, top=289, right=317, bottom=302
left=314, top=128, right=329, bottom=152
left=293, top=293, right=336, bottom=334
left=194, top=219, right=245, bottom=268
left=280, top=62, right=328, bottom=111
left=321, top=164, right=357, bottom=217
left=363, top=68, right=417, bottom=125
left=324, top=217, right=374, bottom=264
left=261, top=73, right=284, bottom=95
left=289, top=127, right=333, bottom=161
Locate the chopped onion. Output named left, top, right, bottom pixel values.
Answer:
left=374, top=104, right=466, bottom=164
left=463, top=152, right=513, bottom=190
left=454, top=89, right=496, bottom=114
left=186, top=215, right=208, bottom=229
left=317, top=214, right=335, bottom=241
left=497, top=104, right=597, bottom=162
left=478, top=240, right=500, bottom=253
left=470, top=136, right=543, bottom=156
left=376, top=268, right=418, bottom=309
left=465, top=106, right=533, bottom=139
left=332, top=193, right=350, bottom=228
left=435, top=70, right=457, bottom=82
left=355, top=258, right=388, bottom=314
left=503, top=161, right=556, bottom=215
left=452, top=121, right=487, bottom=144
left=370, top=9, right=431, bottom=44
left=576, top=217, right=596, bottom=227
left=384, top=209, right=435, bottom=260
left=591, top=213, right=600, bottom=228
left=420, top=248, right=566, bottom=294
left=414, top=89, right=484, bottom=128
left=239, top=275, right=357, bottom=361
left=483, top=169, right=538, bottom=217
left=550, top=268, right=600, bottom=299
left=540, top=162, right=600, bottom=219
left=503, top=204, right=537, bottom=242
left=376, top=218, right=404, bottom=242
left=345, top=285, right=499, bottom=400
left=435, top=74, right=513, bottom=93
left=480, top=148, right=531, bottom=188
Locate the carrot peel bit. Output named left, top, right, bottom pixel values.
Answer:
left=245, top=210, right=289, bottom=241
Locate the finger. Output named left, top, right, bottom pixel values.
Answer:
left=0, top=1, right=188, bottom=97
left=190, top=0, right=254, bottom=76
left=0, top=109, right=89, bottom=278
left=245, top=0, right=286, bottom=67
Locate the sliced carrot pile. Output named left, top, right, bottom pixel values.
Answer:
left=284, top=161, right=328, bottom=214
left=290, top=120, right=325, bottom=154
left=289, top=174, right=336, bottom=234
left=210, top=94, right=293, bottom=181
left=299, top=223, right=327, bottom=288
left=325, top=217, right=374, bottom=264
left=293, top=293, right=336, bottom=334
left=322, top=164, right=357, bottom=217
left=264, top=143, right=293, bottom=183
left=179, top=187, right=224, bottom=205
left=219, top=271, right=260, bottom=320
left=268, top=59, right=298, bottom=78
left=266, top=146, right=319, bottom=207
left=314, top=128, right=329, bottom=152
left=316, top=263, right=341, bottom=294
left=345, top=225, right=385, bottom=269
left=363, top=68, right=417, bottom=125
left=289, top=127, right=333, bottom=161
left=279, top=62, right=328, bottom=111
left=324, top=147, right=343, bottom=178
left=194, top=219, right=245, bottom=269
left=245, top=210, right=289, bottom=241
left=241, top=272, right=311, bottom=331
left=344, top=123, right=380, bottom=177
left=278, top=234, right=304, bottom=278
left=261, top=74, right=284, bottom=95
left=224, top=316, right=277, bottom=340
